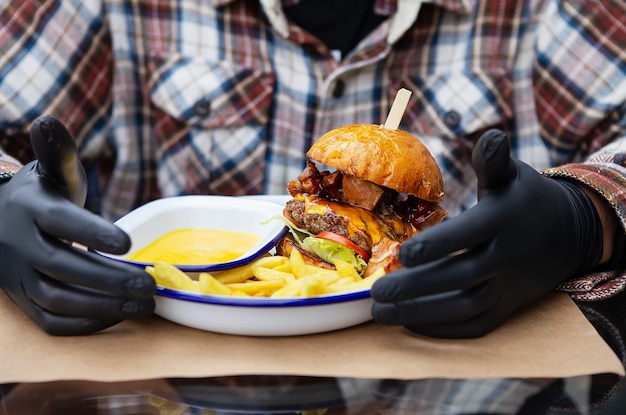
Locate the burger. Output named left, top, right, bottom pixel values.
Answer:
left=277, top=123, right=447, bottom=278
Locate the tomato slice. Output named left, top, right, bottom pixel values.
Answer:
left=283, top=208, right=303, bottom=228
left=282, top=208, right=295, bottom=224
left=316, top=231, right=371, bottom=261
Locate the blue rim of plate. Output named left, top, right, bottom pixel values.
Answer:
left=155, top=286, right=371, bottom=307
left=106, top=226, right=288, bottom=272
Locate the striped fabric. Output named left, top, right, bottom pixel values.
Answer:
left=0, top=0, right=625, bottom=299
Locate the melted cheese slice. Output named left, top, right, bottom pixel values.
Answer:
left=301, top=195, right=415, bottom=247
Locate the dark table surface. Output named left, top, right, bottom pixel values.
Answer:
left=2, top=290, right=626, bottom=415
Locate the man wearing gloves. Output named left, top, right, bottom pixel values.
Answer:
left=0, top=0, right=624, bottom=336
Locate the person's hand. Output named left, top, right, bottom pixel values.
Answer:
left=0, top=115, right=155, bottom=335
left=371, top=129, right=604, bottom=338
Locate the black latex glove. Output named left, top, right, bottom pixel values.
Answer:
left=0, top=115, right=155, bottom=335
left=371, top=129, right=604, bottom=338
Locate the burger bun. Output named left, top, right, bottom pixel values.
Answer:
left=306, top=123, right=444, bottom=203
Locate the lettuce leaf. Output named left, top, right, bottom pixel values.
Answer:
left=302, top=237, right=367, bottom=275
left=275, top=215, right=367, bottom=275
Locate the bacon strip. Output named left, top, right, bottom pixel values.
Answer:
left=342, top=174, right=384, bottom=210
left=287, top=161, right=446, bottom=231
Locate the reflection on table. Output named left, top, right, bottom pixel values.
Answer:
left=2, top=374, right=625, bottom=414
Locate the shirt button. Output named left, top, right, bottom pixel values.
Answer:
left=332, top=79, right=345, bottom=98
left=443, top=110, right=461, bottom=128
left=193, top=99, right=212, bottom=118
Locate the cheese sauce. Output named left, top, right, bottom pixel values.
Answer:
left=127, top=228, right=261, bottom=265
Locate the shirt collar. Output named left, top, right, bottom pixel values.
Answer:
left=212, top=0, right=473, bottom=40
left=213, top=0, right=473, bottom=14
left=376, top=0, right=474, bottom=15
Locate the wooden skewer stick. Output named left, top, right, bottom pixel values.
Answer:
left=383, top=88, right=412, bottom=130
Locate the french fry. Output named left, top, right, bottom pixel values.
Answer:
left=333, top=259, right=362, bottom=282
left=271, top=278, right=304, bottom=298
left=299, top=275, right=326, bottom=297
left=150, top=261, right=198, bottom=292
left=328, top=279, right=366, bottom=293
left=210, top=254, right=286, bottom=285
left=253, top=267, right=294, bottom=281
left=212, top=264, right=257, bottom=284
left=306, top=265, right=343, bottom=283
left=252, top=255, right=289, bottom=269
left=226, top=279, right=286, bottom=296
left=198, top=272, right=232, bottom=295
left=359, top=268, right=386, bottom=287
left=230, top=290, right=251, bottom=297
left=330, top=276, right=357, bottom=287
left=273, top=262, right=293, bottom=273
left=288, top=249, right=308, bottom=279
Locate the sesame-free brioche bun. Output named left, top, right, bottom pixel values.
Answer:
left=306, top=123, right=444, bottom=203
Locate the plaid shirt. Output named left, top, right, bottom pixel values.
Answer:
left=0, top=0, right=625, bottom=300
